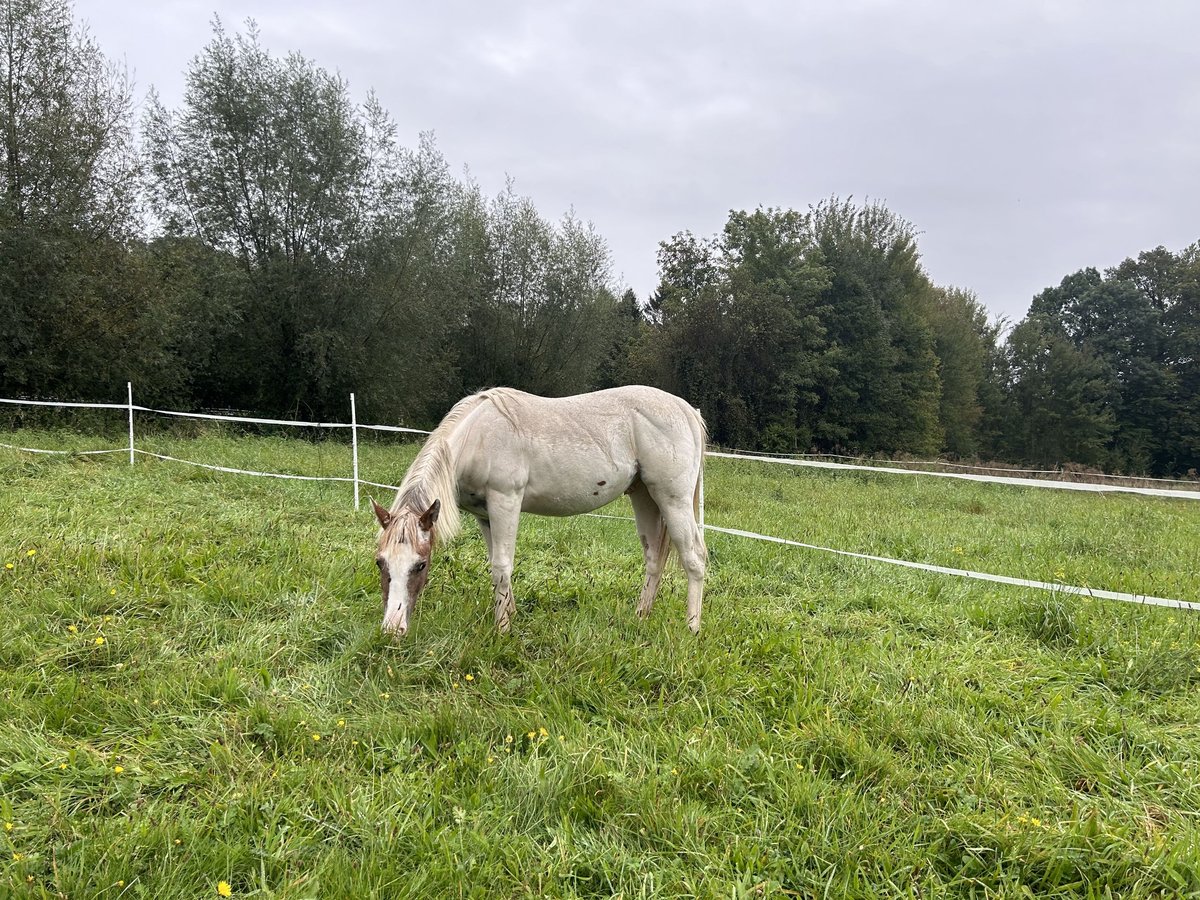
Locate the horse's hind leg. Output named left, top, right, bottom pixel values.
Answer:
left=654, top=494, right=707, bottom=634
left=628, top=481, right=668, bottom=618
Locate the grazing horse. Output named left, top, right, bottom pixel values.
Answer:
left=371, top=385, right=707, bottom=637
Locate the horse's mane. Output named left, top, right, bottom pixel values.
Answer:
left=391, top=389, right=523, bottom=545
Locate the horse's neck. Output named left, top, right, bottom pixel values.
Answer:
left=400, top=431, right=463, bottom=544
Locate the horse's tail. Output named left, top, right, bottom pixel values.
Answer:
left=655, top=513, right=674, bottom=573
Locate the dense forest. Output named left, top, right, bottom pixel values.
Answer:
left=2, top=2, right=1197, bottom=476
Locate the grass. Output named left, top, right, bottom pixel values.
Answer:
left=2, top=428, right=1200, bottom=898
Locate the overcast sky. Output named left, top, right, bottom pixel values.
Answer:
left=78, top=0, right=1199, bottom=323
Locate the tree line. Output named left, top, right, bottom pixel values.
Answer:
left=2, top=2, right=1197, bottom=476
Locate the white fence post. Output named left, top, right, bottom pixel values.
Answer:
left=350, top=392, right=360, bottom=510
left=127, top=382, right=135, bottom=466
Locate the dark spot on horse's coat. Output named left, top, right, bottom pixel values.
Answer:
left=593, top=491, right=599, bottom=496
left=597, top=480, right=606, bottom=486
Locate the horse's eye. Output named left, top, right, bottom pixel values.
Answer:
left=411, top=561, right=427, bottom=574
left=375, top=558, right=385, bottom=569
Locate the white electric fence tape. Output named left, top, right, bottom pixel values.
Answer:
left=707, top=451, right=1200, bottom=500
left=0, top=441, right=126, bottom=456
left=0, top=397, right=129, bottom=410
left=134, top=450, right=356, bottom=483
left=727, top=450, right=1199, bottom=484
left=360, top=479, right=402, bottom=493
left=586, top=514, right=1199, bottom=612
left=138, top=407, right=354, bottom=429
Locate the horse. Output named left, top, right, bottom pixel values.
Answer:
left=371, top=385, right=707, bottom=638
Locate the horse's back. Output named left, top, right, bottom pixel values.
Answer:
left=453, top=386, right=703, bottom=516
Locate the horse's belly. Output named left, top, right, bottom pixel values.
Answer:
left=520, top=478, right=632, bottom=516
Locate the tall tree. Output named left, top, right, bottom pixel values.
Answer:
left=1110, top=245, right=1200, bottom=474
left=1003, top=314, right=1116, bottom=467
left=0, top=0, right=146, bottom=402
left=641, top=208, right=830, bottom=449
left=1, top=0, right=136, bottom=234
left=927, top=286, right=1000, bottom=457
left=455, top=182, right=621, bottom=397
left=805, top=198, right=942, bottom=455
left=1028, top=267, right=1173, bottom=472
left=142, top=18, right=398, bottom=415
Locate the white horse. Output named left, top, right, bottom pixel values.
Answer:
left=371, top=385, right=707, bottom=637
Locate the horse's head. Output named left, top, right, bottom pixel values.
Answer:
left=371, top=497, right=440, bottom=638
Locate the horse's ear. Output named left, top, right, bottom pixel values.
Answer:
left=371, top=498, right=392, bottom=529
left=419, top=499, right=441, bottom=533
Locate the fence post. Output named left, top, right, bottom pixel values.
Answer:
left=127, top=382, right=135, bottom=466
left=350, top=392, right=360, bottom=510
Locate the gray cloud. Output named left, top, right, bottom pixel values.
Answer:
left=78, top=0, right=1200, bottom=322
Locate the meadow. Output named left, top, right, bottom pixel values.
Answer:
left=2, top=429, right=1200, bottom=898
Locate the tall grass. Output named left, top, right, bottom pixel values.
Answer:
left=2, top=431, right=1199, bottom=898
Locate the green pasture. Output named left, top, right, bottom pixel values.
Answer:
left=2, top=430, right=1199, bottom=898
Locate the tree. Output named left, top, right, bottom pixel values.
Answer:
left=455, top=182, right=621, bottom=397
left=1111, top=245, right=1200, bottom=473
left=1028, top=267, right=1173, bottom=472
left=927, top=286, right=1000, bottom=457
left=805, top=198, right=942, bottom=455
left=640, top=208, right=830, bottom=449
left=0, top=0, right=146, bottom=402
left=1004, top=315, right=1116, bottom=467
left=1, top=0, right=137, bottom=234
left=143, top=18, right=400, bottom=415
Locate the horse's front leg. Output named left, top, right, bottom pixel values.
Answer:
left=484, top=493, right=521, bottom=633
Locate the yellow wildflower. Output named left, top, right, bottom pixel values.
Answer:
left=336, top=719, right=346, bottom=728
left=26, top=549, right=35, bottom=557
left=67, top=624, right=78, bottom=633
left=311, top=733, right=321, bottom=742
left=109, top=588, right=117, bottom=596
left=379, top=692, right=390, bottom=700
left=4, top=563, right=12, bottom=570
left=117, top=881, right=124, bottom=887
left=12, top=852, right=22, bottom=861
left=113, top=765, right=124, bottom=774
left=527, top=730, right=536, bottom=740
left=94, top=637, right=105, bottom=646
left=538, top=727, right=548, bottom=738
left=487, top=755, right=495, bottom=763
left=504, top=734, right=513, bottom=744
left=464, top=674, right=474, bottom=682
left=174, top=839, right=182, bottom=846
left=3, top=822, right=11, bottom=832
left=217, top=882, right=233, bottom=897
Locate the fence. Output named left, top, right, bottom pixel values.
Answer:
left=3, top=384, right=1198, bottom=612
